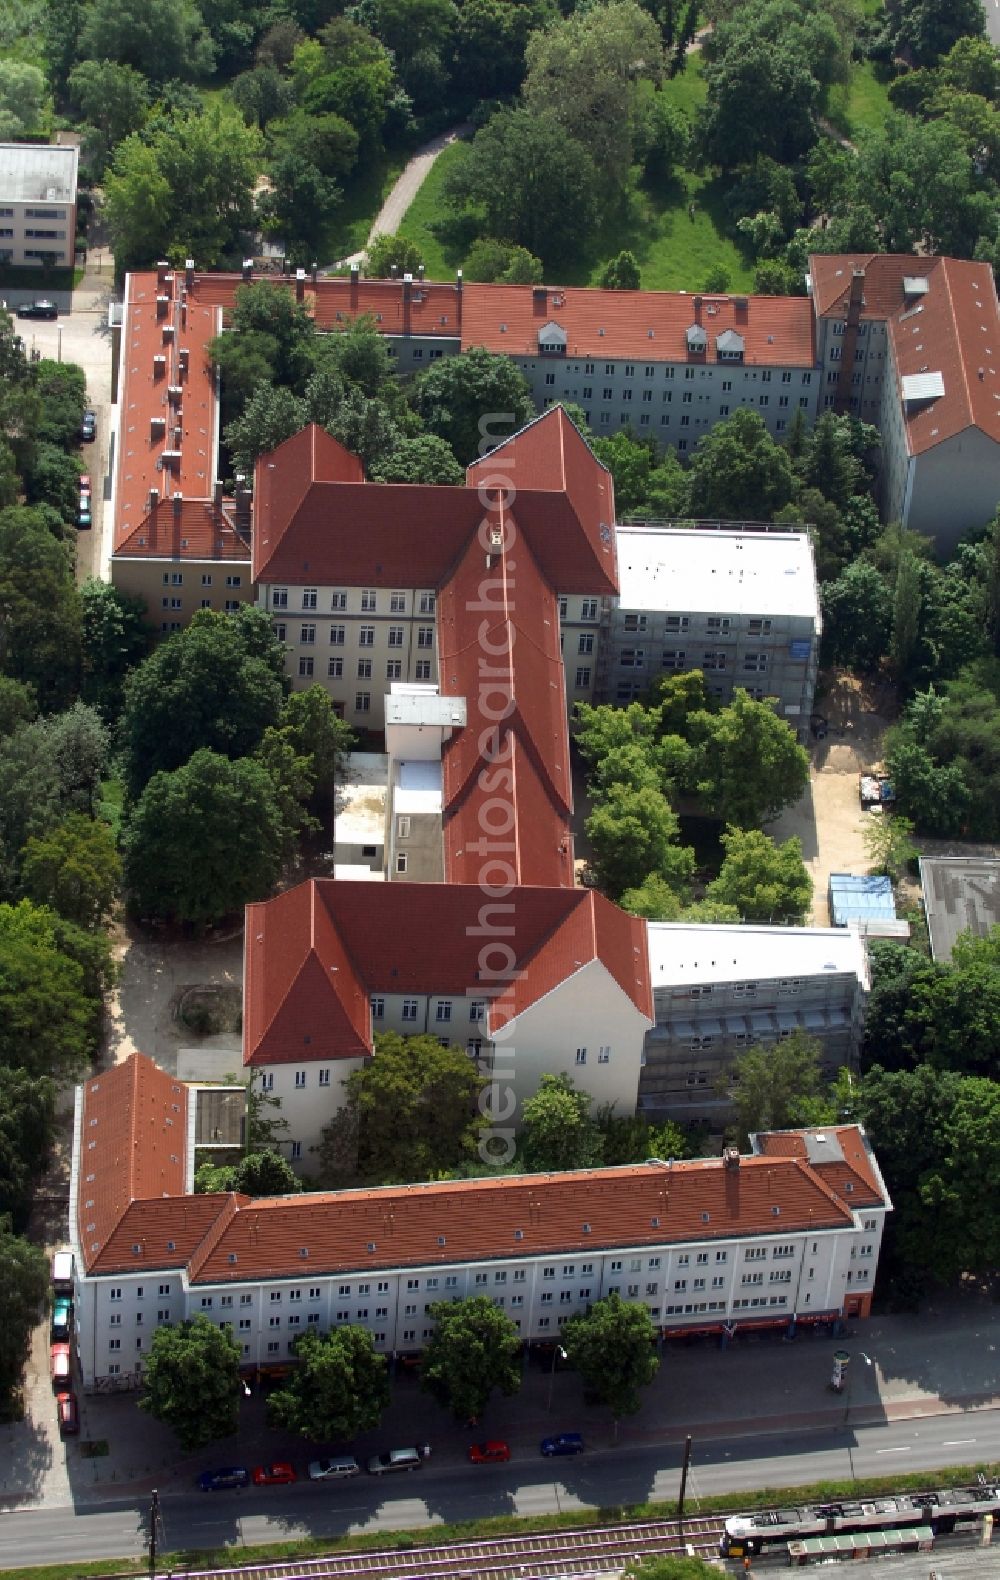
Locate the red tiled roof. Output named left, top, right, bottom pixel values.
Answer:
left=189, top=271, right=464, bottom=340
left=460, top=283, right=816, bottom=366
left=243, top=880, right=651, bottom=1066
left=757, top=1126, right=883, bottom=1207
left=437, top=506, right=574, bottom=889
left=76, top=1058, right=191, bottom=1272
left=114, top=497, right=251, bottom=562
left=810, top=253, right=1000, bottom=457
left=115, top=271, right=222, bottom=552
left=188, top=1151, right=859, bottom=1284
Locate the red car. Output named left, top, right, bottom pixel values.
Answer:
left=252, top=1462, right=297, bottom=1486
left=50, top=1342, right=71, bottom=1388
left=468, top=1440, right=511, bottom=1464
left=56, top=1391, right=79, bottom=1435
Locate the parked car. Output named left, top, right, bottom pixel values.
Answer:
left=55, top=1391, right=79, bottom=1436
left=16, top=299, right=58, bottom=320
left=197, top=1466, right=249, bottom=1491
left=252, top=1462, right=296, bottom=1486
left=80, top=410, right=96, bottom=442
left=51, top=1297, right=72, bottom=1341
left=78, top=473, right=91, bottom=492
left=49, top=1342, right=71, bottom=1388
left=77, top=501, right=92, bottom=530
left=540, top=1432, right=584, bottom=1457
left=367, top=1447, right=423, bottom=1475
left=468, top=1440, right=511, bottom=1464
left=308, top=1456, right=360, bottom=1481
left=51, top=1250, right=74, bottom=1292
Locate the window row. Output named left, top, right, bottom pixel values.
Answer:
left=273, top=590, right=436, bottom=615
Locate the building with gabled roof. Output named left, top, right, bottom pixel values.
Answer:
left=809, top=253, right=1000, bottom=551
left=67, top=1051, right=889, bottom=1389
left=243, top=878, right=653, bottom=1159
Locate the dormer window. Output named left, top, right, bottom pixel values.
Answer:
left=686, top=324, right=707, bottom=355
left=716, top=328, right=744, bottom=364
left=538, top=320, right=567, bottom=356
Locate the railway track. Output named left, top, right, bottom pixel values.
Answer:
left=157, top=1514, right=723, bottom=1580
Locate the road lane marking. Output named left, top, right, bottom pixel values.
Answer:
left=942, top=1439, right=976, bottom=1446
left=875, top=1447, right=911, bottom=1454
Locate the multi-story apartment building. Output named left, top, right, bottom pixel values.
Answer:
left=68, top=1053, right=890, bottom=1390
left=243, top=878, right=654, bottom=1161
left=0, top=142, right=77, bottom=268
left=595, top=524, right=821, bottom=732
left=809, top=253, right=1000, bottom=553
left=641, top=923, right=870, bottom=1122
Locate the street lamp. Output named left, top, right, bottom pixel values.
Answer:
left=546, top=1345, right=568, bottom=1413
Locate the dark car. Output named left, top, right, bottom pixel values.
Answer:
left=51, top=1297, right=73, bottom=1341
left=197, top=1466, right=250, bottom=1491
left=540, top=1432, right=584, bottom=1457
left=55, top=1391, right=79, bottom=1436
left=77, top=501, right=92, bottom=530
left=469, top=1440, right=511, bottom=1464
left=80, top=411, right=96, bottom=443
left=16, top=299, right=58, bottom=320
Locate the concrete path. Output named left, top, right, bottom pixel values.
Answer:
left=333, top=124, right=471, bottom=269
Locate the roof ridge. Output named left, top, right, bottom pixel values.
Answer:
left=792, top=1154, right=855, bottom=1219
left=939, top=257, right=975, bottom=438
left=187, top=1193, right=246, bottom=1280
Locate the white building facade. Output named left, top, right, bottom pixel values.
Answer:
left=0, top=142, right=78, bottom=268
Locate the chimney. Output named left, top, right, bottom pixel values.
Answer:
left=417, top=264, right=425, bottom=282
left=185, top=258, right=194, bottom=291
left=311, top=261, right=318, bottom=284
left=455, top=267, right=463, bottom=330
left=178, top=346, right=189, bottom=376
left=150, top=414, right=166, bottom=439
left=172, top=492, right=183, bottom=516
left=295, top=267, right=306, bottom=302
left=152, top=354, right=166, bottom=378
left=402, top=273, right=412, bottom=336
left=156, top=260, right=169, bottom=288
left=390, top=264, right=398, bottom=280
left=148, top=488, right=160, bottom=510
left=213, top=479, right=224, bottom=508
left=723, top=1146, right=740, bottom=1171
left=242, top=258, right=253, bottom=282
left=350, top=262, right=360, bottom=310
left=156, top=294, right=169, bottom=320
left=234, top=483, right=252, bottom=536
left=693, top=295, right=703, bottom=322
left=167, top=384, right=182, bottom=406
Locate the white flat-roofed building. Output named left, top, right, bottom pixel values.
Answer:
left=331, top=752, right=387, bottom=874
left=0, top=142, right=78, bottom=267
left=641, top=922, right=869, bottom=1121
left=599, top=526, right=821, bottom=734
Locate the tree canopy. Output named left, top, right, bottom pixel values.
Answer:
left=706, top=827, right=813, bottom=923
left=268, top=1326, right=390, bottom=1441
left=520, top=1073, right=605, bottom=1173
left=421, top=1295, right=522, bottom=1421
left=561, top=1292, right=660, bottom=1420
left=140, top=1315, right=242, bottom=1449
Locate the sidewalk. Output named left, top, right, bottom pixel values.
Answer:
left=5, top=1288, right=998, bottom=1510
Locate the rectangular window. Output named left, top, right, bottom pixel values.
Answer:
left=575, top=666, right=591, bottom=687
left=417, top=627, right=434, bottom=648
left=386, top=659, right=402, bottom=680
left=402, top=999, right=418, bottom=1021
left=328, top=657, right=343, bottom=678
left=575, top=1047, right=586, bottom=1065
left=302, top=588, right=317, bottom=609
left=388, top=626, right=404, bottom=647
left=361, top=589, right=376, bottom=611
left=415, top=659, right=432, bottom=680
left=436, top=1001, right=452, bottom=1022
left=358, top=626, right=374, bottom=647
left=294, top=1071, right=306, bottom=1089
left=355, top=692, right=371, bottom=712
left=743, top=653, right=768, bottom=672
left=598, top=1046, right=610, bottom=1063
left=226, top=574, right=241, bottom=588
left=370, top=996, right=385, bottom=1018
left=329, top=625, right=345, bottom=645
left=331, top=591, right=347, bottom=610
left=581, top=599, right=598, bottom=620
left=396, top=853, right=407, bottom=874
left=419, top=592, right=436, bottom=614
left=357, top=658, right=372, bottom=679
left=298, top=657, right=314, bottom=678
left=390, top=592, right=406, bottom=613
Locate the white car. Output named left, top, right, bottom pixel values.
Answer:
left=308, top=1456, right=360, bottom=1480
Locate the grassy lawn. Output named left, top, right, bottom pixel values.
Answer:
left=396, top=139, right=468, bottom=280
left=827, top=61, right=893, bottom=140
left=325, top=148, right=410, bottom=262
left=0, top=265, right=84, bottom=293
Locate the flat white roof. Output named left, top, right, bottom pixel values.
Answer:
left=395, top=757, right=442, bottom=814
left=334, top=751, right=387, bottom=844
left=648, top=922, right=868, bottom=989
left=901, top=371, right=944, bottom=404
left=615, top=527, right=820, bottom=621
left=385, top=691, right=467, bottom=728
left=0, top=142, right=78, bottom=204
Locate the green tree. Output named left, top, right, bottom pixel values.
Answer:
left=619, top=874, right=739, bottom=923
left=44, top=703, right=111, bottom=815
left=441, top=107, right=599, bottom=268
left=23, top=443, right=81, bottom=525
left=0, top=61, right=46, bottom=138
left=369, top=434, right=464, bottom=484
left=270, top=110, right=359, bottom=182
left=885, top=0, right=985, bottom=69
left=278, top=686, right=354, bottom=816
left=140, top=1315, right=241, bottom=1449
left=364, top=233, right=425, bottom=277
left=726, top=1029, right=828, bottom=1141
left=706, top=826, right=812, bottom=923
left=294, top=19, right=394, bottom=144
left=585, top=783, right=695, bottom=900
left=124, top=751, right=288, bottom=926
left=0, top=678, right=35, bottom=739
left=105, top=103, right=262, bottom=273
left=520, top=1073, right=605, bottom=1173
left=120, top=607, right=286, bottom=800
left=698, top=43, right=821, bottom=169
left=195, top=1148, right=301, bottom=1196
left=268, top=1326, right=390, bottom=1442
left=79, top=579, right=152, bottom=721
left=317, top=1032, right=488, bottom=1184
left=598, top=1109, right=690, bottom=1165
left=855, top=114, right=980, bottom=255
left=685, top=410, right=796, bottom=520
left=0, top=901, right=94, bottom=1079
left=225, top=382, right=308, bottom=476
left=421, top=1295, right=522, bottom=1421
left=0, top=507, right=82, bottom=712
left=455, top=0, right=556, bottom=103
left=21, top=814, right=121, bottom=930
left=523, top=0, right=664, bottom=190
left=462, top=238, right=543, bottom=285
left=821, top=561, right=893, bottom=672
left=689, top=691, right=809, bottom=827
left=413, top=347, right=534, bottom=466
left=861, top=812, right=917, bottom=881
left=258, top=150, right=341, bottom=266
left=590, top=431, right=655, bottom=514
left=561, top=1292, right=659, bottom=1422
left=890, top=549, right=923, bottom=680
left=940, top=35, right=1000, bottom=99
left=600, top=251, right=642, bottom=290
left=0, top=1218, right=48, bottom=1406
left=67, top=59, right=151, bottom=171
left=884, top=737, right=970, bottom=837
left=0, top=1072, right=55, bottom=1232
left=78, top=0, right=215, bottom=82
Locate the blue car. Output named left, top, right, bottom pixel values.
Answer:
left=540, top=1432, right=584, bottom=1457
left=197, top=1466, right=249, bottom=1491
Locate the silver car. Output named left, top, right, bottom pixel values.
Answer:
left=367, top=1447, right=423, bottom=1474
left=308, top=1455, right=360, bottom=1480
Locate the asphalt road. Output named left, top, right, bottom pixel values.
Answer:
left=2, top=1408, right=998, bottom=1569
left=984, top=0, right=1000, bottom=49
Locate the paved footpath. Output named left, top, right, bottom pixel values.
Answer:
left=3, top=1290, right=997, bottom=1511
